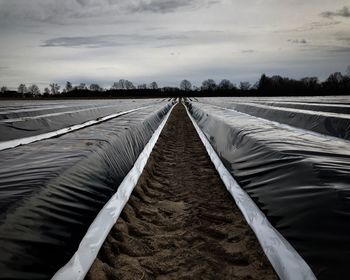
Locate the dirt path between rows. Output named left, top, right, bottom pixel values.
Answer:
left=86, top=104, right=277, bottom=280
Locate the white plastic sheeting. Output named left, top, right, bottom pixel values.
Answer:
left=52, top=103, right=176, bottom=280
left=185, top=104, right=316, bottom=280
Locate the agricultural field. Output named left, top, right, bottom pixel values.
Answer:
left=0, top=96, right=349, bottom=280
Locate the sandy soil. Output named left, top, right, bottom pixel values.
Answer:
left=86, top=104, right=278, bottom=280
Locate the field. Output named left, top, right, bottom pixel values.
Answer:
left=0, top=96, right=349, bottom=280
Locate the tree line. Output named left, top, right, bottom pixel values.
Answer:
left=1, top=68, right=350, bottom=98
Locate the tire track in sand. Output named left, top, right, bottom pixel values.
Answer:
left=86, top=104, right=278, bottom=280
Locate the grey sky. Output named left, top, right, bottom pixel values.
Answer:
left=0, top=0, right=349, bottom=89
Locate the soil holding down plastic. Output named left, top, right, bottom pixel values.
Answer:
left=86, top=104, right=277, bottom=280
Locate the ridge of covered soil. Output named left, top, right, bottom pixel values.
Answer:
left=86, top=104, right=277, bottom=280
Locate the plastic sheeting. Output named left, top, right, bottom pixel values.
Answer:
left=0, top=107, right=149, bottom=151
left=0, top=99, right=161, bottom=142
left=185, top=104, right=316, bottom=280
left=53, top=103, right=175, bottom=280
left=198, top=97, right=350, bottom=140
left=186, top=100, right=350, bottom=280
left=0, top=100, right=174, bottom=280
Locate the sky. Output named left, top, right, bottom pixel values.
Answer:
left=0, top=0, right=349, bottom=89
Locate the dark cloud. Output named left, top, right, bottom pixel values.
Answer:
left=336, top=36, right=350, bottom=43
left=288, top=39, right=307, bottom=44
left=156, top=34, right=188, bottom=41
left=41, top=33, right=184, bottom=48
left=326, top=46, right=350, bottom=53
left=275, top=21, right=341, bottom=34
left=130, top=0, right=195, bottom=13
left=0, top=0, right=220, bottom=24
left=321, top=6, right=350, bottom=18
left=42, top=35, right=122, bottom=48
left=42, top=30, right=236, bottom=49
left=41, top=33, right=154, bottom=48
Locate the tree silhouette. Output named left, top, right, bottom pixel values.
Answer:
left=77, top=83, right=87, bottom=90
left=28, top=84, right=41, bottom=97
left=240, top=81, right=251, bottom=91
left=18, top=84, right=27, bottom=94
left=111, top=82, right=119, bottom=90
left=89, top=84, right=102, bottom=91
left=346, top=65, right=350, bottom=76
left=112, top=79, right=135, bottom=90
left=43, top=88, right=50, bottom=97
left=125, top=80, right=135, bottom=90
left=138, top=83, right=148, bottom=89
left=65, top=81, right=73, bottom=92
left=180, top=80, right=192, bottom=91
left=49, top=83, right=60, bottom=95
left=218, top=79, right=235, bottom=90
left=201, top=79, right=216, bottom=91
left=301, top=77, right=319, bottom=91
left=149, top=81, right=158, bottom=90
left=0, top=86, right=7, bottom=93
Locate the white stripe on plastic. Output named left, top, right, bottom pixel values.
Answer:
left=52, top=102, right=176, bottom=280
left=185, top=103, right=316, bottom=280
left=0, top=106, right=151, bottom=151
left=202, top=103, right=350, bottom=143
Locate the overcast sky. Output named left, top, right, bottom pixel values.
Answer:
left=0, top=0, right=349, bottom=89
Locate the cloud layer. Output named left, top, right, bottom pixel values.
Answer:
left=0, top=0, right=349, bottom=88
left=321, top=6, right=350, bottom=18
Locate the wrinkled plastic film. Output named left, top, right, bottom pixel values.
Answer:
left=0, top=106, right=150, bottom=151
left=197, top=97, right=350, bottom=140
left=185, top=104, right=316, bottom=280
left=0, top=100, right=174, bottom=280
left=0, top=99, right=161, bottom=142
left=186, top=100, right=350, bottom=279
left=52, top=103, right=176, bottom=280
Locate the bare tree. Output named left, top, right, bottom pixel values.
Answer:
left=239, top=81, right=251, bottom=91
left=180, top=80, right=192, bottom=91
left=89, top=83, right=102, bottom=91
left=18, top=84, right=27, bottom=94
left=301, top=77, right=319, bottom=90
left=149, top=81, right=158, bottom=90
left=346, top=65, right=350, bottom=76
left=28, top=84, right=41, bottom=96
left=326, top=72, right=343, bottom=84
left=77, top=83, right=87, bottom=90
left=138, top=83, right=148, bottom=89
left=125, top=80, right=135, bottom=90
left=118, top=79, right=127, bottom=89
left=1, top=86, right=7, bottom=93
left=218, top=79, right=235, bottom=90
left=201, top=79, right=217, bottom=91
left=65, top=81, right=73, bottom=92
left=192, top=85, right=200, bottom=91
left=49, top=83, right=60, bottom=95
left=112, top=79, right=135, bottom=90
left=111, top=82, right=119, bottom=90
left=43, top=88, right=50, bottom=96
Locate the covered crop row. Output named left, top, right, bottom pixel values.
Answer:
left=0, top=100, right=174, bottom=279
left=198, top=97, right=350, bottom=140
left=0, top=99, right=162, bottom=142
left=186, top=100, right=350, bottom=279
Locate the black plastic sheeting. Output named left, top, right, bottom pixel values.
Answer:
left=249, top=101, right=350, bottom=114
left=0, top=100, right=174, bottom=279
left=0, top=99, right=161, bottom=142
left=186, top=101, right=350, bottom=280
left=198, top=97, right=350, bottom=140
